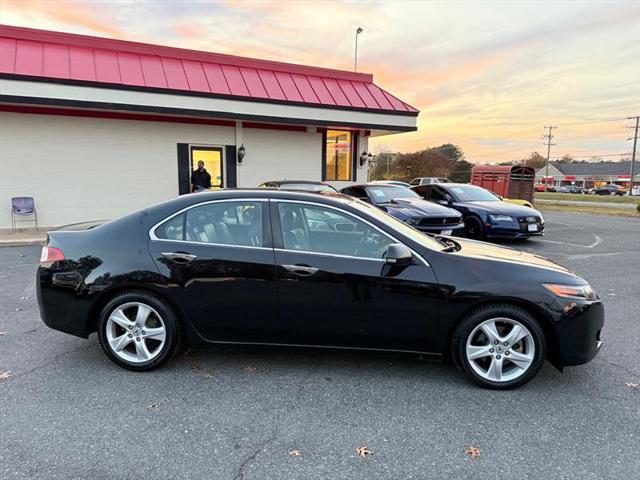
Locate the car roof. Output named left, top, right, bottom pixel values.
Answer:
left=262, top=180, right=331, bottom=185
left=175, top=188, right=353, bottom=204
left=351, top=183, right=407, bottom=189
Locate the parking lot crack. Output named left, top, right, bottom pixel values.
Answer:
left=232, top=428, right=278, bottom=480
left=2, top=343, right=95, bottom=381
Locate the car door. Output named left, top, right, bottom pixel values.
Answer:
left=148, top=199, right=277, bottom=343
left=270, top=200, right=441, bottom=352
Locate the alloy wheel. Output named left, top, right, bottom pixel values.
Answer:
left=465, top=317, right=535, bottom=382
left=105, top=302, right=166, bottom=363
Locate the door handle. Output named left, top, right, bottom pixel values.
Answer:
left=161, top=252, right=198, bottom=263
left=282, top=264, right=319, bottom=276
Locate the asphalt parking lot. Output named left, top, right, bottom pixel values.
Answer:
left=1, top=211, right=638, bottom=479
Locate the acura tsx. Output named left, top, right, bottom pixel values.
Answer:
left=37, top=190, right=603, bottom=389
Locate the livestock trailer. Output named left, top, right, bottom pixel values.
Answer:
left=471, top=165, right=535, bottom=203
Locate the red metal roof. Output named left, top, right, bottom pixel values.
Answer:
left=0, top=25, right=418, bottom=115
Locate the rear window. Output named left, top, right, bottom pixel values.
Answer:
left=155, top=213, right=185, bottom=241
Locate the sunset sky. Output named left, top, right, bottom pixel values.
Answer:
left=1, top=0, right=639, bottom=163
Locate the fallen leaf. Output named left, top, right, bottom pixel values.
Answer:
left=147, top=403, right=160, bottom=410
left=202, top=373, right=214, bottom=379
left=356, top=446, right=372, bottom=458
left=191, top=363, right=201, bottom=373
left=244, top=366, right=256, bottom=373
left=289, top=450, right=303, bottom=457
left=625, top=382, right=639, bottom=389
left=464, top=446, right=480, bottom=459
left=0, top=371, right=13, bottom=380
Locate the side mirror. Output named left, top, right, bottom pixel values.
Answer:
left=445, top=194, right=454, bottom=205
left=385, top=243, right=413, bottom=266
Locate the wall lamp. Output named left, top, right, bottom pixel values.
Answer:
left=237, top=144, right=246, bottom=164
left=359, top=151, right=374, bottom=167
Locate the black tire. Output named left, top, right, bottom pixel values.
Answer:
left=451, top=303, right=545, bottom=389
left=464, top=216, right=484, bottom=240
left=97, top=291, right=181, bottom=371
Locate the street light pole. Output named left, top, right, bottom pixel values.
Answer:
left=354, top=27, right=363, bottom=72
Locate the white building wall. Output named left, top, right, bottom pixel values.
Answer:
left=0, top=112, right=237, bottom=229
left=238, top=127, right=323, bottom=187
left=0, top=112, right=375, bottom=230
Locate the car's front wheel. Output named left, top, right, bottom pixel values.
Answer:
left=452, top=304, right=545, bottom=389
left=464, top=216, right=484, bottom=240
left=97, top=291, right=181, bottom=371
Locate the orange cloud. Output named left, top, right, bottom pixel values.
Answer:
left=2, top=0, right=124, bottom=38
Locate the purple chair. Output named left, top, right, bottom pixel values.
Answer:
left=11, top=197, right=38, bottom=231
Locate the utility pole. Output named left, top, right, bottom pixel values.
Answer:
left=543, top=126, right=558, bottom=187
left=626, top=115, right=639, bottom=196
left=354, top=27, right=363, bottom=72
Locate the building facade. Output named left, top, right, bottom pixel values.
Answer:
left=535, top=161, right=638, bottom=189
left=0, top=25, right=418, bottom=229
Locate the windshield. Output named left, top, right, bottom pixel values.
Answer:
left=448, top=185, right=500, bottom=202
left=367, top=186, right=420, bottom=204
left=349, top=199, right=445, bottom=251
left=282, top=183, right=337, bottom=193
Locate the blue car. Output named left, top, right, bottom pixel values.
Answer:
left=340, top=184, right=465, bottom=235
left=411, top=183, right=545, bottom=240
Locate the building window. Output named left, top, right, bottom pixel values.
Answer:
left=324, top=130, right=353, bottom=181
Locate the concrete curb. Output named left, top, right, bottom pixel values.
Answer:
left=0, top=232, right=47, bottom=247
left=535, top=199, right=637, bottom=209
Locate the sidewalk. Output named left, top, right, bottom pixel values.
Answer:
left=0, top=228, right=47, bottom=246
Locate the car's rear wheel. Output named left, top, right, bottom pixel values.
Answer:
left=464, top=216, right=484, bottom=240
left=97, top=291, right=181, bottom=371
left=452, top=304, right=545, bottom=389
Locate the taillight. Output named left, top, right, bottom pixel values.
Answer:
left=40, top=246, right=65, bottom=264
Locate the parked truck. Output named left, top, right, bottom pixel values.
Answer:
left=471, top=165, right=535, bottom=206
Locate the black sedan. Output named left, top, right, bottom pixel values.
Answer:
left=588, top=184, right=625, bottom=196
left=341, top=184, right=464, bottom=235
left=37, top=190, right=603, bottom=389
left=412, top=183, right=545, bottom=240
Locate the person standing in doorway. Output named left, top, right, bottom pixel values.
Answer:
left=191, top=160, right=211, bottom=192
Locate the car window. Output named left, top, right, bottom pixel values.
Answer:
left=430, top=186, right=448, bottom=201
left=366, top=186, right=420, bottom=204
left=155, top=201, right=264, bottom=247
left=155, top=212, right=185, bottom=241
left=410, top=179, right=419, bottom=185
left=344, top=186, right=368, bottom=199
left=277, top=203, right=394, bottom=259
left=448, top=185, right=499, bottom=202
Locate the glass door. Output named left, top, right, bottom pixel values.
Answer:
left=191, top=146, right=224, bottom=189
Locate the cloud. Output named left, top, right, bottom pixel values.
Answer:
left=1, top=0, right=638, bottom=163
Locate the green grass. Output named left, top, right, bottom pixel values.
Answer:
left=538, top=204, right=640, bottom=218
left=535, top=192, right=640, bottom=204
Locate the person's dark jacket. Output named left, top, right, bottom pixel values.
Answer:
left=191, top=168, right=212, bottom=190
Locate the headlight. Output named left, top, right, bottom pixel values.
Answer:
left=405, top=217, right=419, bottom=225
left=489, top=215, right=513, bottom=222
left=543, top=283, right=597, bottom=300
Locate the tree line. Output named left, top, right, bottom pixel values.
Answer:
left=370, top=147, right=624, bottom=184
left=370, top=144, right=474, bottom=183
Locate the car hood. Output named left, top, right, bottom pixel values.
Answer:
left=459, top=201, right=540, bottom=216
left=380, top=198, right=460, bottom=217
left=450, top=237, right=576, bottom=275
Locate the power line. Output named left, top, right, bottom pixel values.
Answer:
left=627, top=115, right=639, bottom=195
